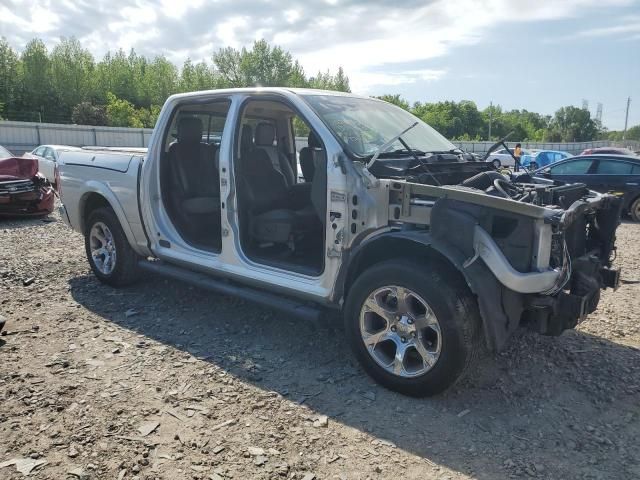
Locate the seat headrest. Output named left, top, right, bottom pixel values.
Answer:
left=255, top=122, right=276, bottom=147
left=177, top=117, right=203, bottom=144
left=308, top=131, right=322, bottom=149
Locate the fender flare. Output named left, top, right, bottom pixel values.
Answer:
left=79, top=181, right=142, bottom=256
left=337, top=230, right=519, bottom=351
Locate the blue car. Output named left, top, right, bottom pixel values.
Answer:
left=521, top=150, right=571, bottom=170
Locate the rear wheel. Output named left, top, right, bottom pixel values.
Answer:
left=85, top=207, right=140, bottom=287
left=344, top=259, right=482, bottom=397
left=630, top=197, right=640, bottom=222
left=491, top=158, right=501, bottom=169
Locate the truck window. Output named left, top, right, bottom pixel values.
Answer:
left=160, top=99, right=231, bottom=253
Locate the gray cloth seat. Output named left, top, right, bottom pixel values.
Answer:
left=242, top=147, right=319, bottom=244
left=254, top=122, right=296, bottom=187
left=167, top=116, right=220, bottom=216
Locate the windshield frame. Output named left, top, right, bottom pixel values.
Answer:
left=300, top=93, right=456, bottom=161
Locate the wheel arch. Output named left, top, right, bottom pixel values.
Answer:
left=338, top=230, right=516, bottom=352
left=79, top=184, right=139, bottom=252
left=626, top=191, right=640, bottom=217
left=341, top=234, right=461, bottom=298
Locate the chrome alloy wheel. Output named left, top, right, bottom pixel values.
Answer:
left=359, top=286, right=442, bottom=378
left=89, top=222, right=117, bottom=275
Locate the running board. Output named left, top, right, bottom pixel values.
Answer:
left=137, top=260, right=323, bottom=322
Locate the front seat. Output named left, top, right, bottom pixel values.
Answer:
left=167, top=116, right=220, bottom=216
left=242, top=146, right=318, bottom=244
left=254, top=122, right=296, bottom=187
left=299, top=132, right=327, bottom=223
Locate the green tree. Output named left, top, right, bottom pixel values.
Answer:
left=71, top=102, right=107, bottom=125
left=549, top=106, right=600, bottom=142
left=374, top=94, right=410, bottom=110
left=105, top=92, right=137, bottom=127
left=50, top=37, right=95, bottom=116
left=334, top=66, right=350, bottom=92
left=20, top=38, right=52, bottom=121
left=606, top=125, right=640, bottom=141
left=95, top=49, right=137, bottom=105
left=0, top=38, right=22, bottom=117
left=138, top=56, right=178, bottom=106
left=413, top=100, right=484, bottom=139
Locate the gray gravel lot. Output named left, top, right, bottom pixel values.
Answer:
left=1, top=210, right=639, bottom=480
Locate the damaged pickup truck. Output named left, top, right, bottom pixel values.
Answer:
left=58, top=88, right=622, bottom=396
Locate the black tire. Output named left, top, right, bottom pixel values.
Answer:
left=491, top=158, right=501, bottom=169
left=84, top=207, right=140, bottom=287
left=630, top=197, right=640, bottom=222
left=344, top=259, right=482, bottom=397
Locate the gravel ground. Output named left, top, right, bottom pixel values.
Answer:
left=1, top=209, right=639, bottom=480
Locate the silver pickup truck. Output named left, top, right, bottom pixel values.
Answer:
left=59, top=88, right=621, bottom=396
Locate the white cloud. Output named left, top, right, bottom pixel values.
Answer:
left=544, top=13, right=640, bottom=43
left=574, top=22, right=640, bottom=37
left=0, top=0, right=635, bottom=92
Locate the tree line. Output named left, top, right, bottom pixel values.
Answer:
left=376, top=94, right=638, bottom=142
left=0, top=37, right=350, bottom=128
left=0, top=36, right=637, bottom=141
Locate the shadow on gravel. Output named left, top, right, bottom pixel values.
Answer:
left=69, top=273, right=640, bottom=479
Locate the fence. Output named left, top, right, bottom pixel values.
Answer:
left=0, top=120, right=153, bottom=155
left=454, top=140, right=640, bottom=155
left=1, top=119, right=638, bottom=156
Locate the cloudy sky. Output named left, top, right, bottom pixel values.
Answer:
left=1, top=0, right=639, bottom=129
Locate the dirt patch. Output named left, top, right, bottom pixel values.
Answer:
left=1, top=211, right=639, bottom=479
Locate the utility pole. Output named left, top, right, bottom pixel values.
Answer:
left=488, top=101, right=493, bottom=140
left=622, top=96, right=631, bottom=140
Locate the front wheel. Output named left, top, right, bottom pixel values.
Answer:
left=85, top=207, right=140, bottom=287
left=491, top=158, right=501, bottom=169
left=630, top=197, right=640, bottom=222
left=344, top=259, right=482, bottom=397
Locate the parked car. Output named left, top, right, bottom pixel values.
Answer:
left=58, top=88, right=621, bottom=397
left=0, top=145, right=13, bottom=159
left=533, top=154, right=640, bottom=221
left=485, top=147, right=533, bottom=168
left=0, top=155, right=55, bottom=217
left=521, top=150, right=572, bottom=170
left=579, top=147, right=637, bottom=156
left=25, top=144, right=82, bottom=187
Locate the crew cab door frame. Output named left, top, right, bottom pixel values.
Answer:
left=140, top=90, right=350, bottom=304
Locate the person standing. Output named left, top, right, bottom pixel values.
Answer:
left=513, top=143, right=522, bottom=172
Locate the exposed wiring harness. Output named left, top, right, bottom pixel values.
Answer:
left=541, top=239, right=572, bottom=296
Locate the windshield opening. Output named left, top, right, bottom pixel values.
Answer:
left=301, top=94, right=456, bottom=159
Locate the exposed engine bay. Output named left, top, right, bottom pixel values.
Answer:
left=364, top=153, right=622, bottom=345
left=368, top=154, right=589, bottom=209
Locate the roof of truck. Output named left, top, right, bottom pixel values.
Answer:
left=167, top=87, right=370, bottom=102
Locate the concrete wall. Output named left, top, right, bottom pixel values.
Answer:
left=0, top=120, right=153, bottom=155
left=454, top=140, right=640, bottom=155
